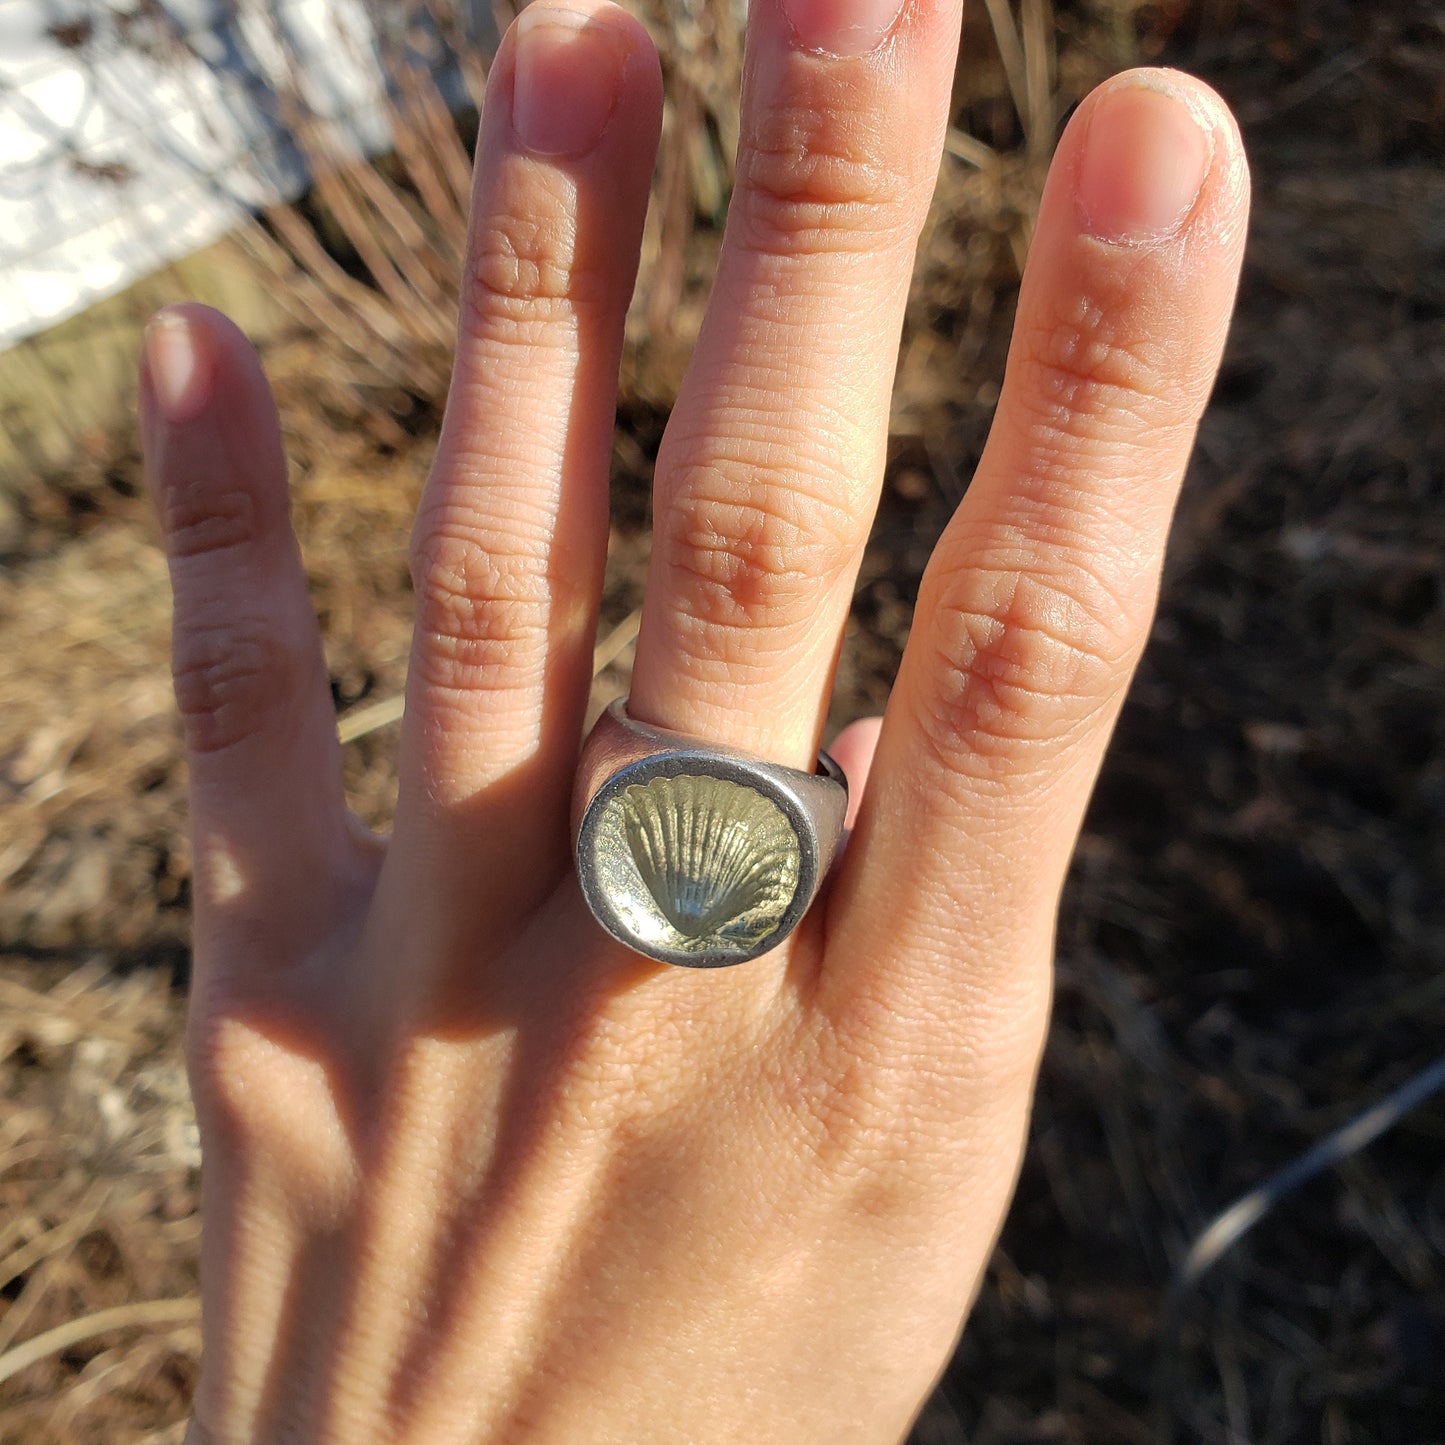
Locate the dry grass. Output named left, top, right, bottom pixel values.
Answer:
left=3, top=1, right=1443, bottom=1440
left=0, top=961, right=198, bottom=1443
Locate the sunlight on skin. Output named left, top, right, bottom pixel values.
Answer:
left=197, top=845, right=248, bottom=909
left=141, top=0, right=1250, bottom=1437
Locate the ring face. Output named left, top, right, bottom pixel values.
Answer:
left=573, top=702, right=848, bottom=968
left=586, top=769, right=802, bottom=959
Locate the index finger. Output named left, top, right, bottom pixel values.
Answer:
left=829, top=72, right=1250, bottom=1046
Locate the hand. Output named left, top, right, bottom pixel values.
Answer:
left=140, top=1, right=1249, bottom=1440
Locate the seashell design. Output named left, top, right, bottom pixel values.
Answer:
left=591, top=773, right=801, bottom=955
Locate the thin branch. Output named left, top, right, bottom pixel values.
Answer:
left=944, top=127, right=999, bottom=169
left=1175, top=1052, right=1445, bottom=1289
left=1153, top=1051, right=1445, bottom=1442
left=336, top=692, right=405, bottom=745
left=0, top=1298, right=200, bottom=1389
left=981, top=0, right=1031, bottom=139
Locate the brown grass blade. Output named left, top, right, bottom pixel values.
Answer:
left=0, top=1299, right=200, bottom=1390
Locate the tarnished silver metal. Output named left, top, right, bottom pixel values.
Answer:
left=573, top=699, right=849, bottom=968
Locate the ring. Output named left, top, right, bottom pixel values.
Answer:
left=573, top=699, right=849, bottom=968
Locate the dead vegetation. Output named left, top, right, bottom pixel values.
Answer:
left=1, top=1, right=1443, bottom=1440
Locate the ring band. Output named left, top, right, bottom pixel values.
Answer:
left=573, top=699, right=849, bottom=968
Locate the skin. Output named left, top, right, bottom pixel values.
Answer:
left=139, top=1, right=1250, bottom=1440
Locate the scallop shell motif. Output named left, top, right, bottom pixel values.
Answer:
left=592, top=773, right=801, bottom=954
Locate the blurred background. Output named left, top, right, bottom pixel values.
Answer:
left=1, top=0, right=1442, bottom=1440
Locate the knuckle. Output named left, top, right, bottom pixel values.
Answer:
left=773, top=1025, right=947, bottom=1215
left=914, top=557, right=1139, bottom=772
left=465, top=201, right=602, bottom=330
left=186, top=1014, right=276, bottom=1141
left=187, top=1014, right=350, bottom=1183
left=172, top=615, right=295, bottom=756
left=409, top=523, right=548, bottom=691
left=1013, top=293, right=1186, bottom=446
left=736, top=102, right=913, bottom=260
left=659, top=462, right=855, bottom=640
left=776, top=977, right=1053, bottom=1213
left=161, top=482, right=264, bottom=563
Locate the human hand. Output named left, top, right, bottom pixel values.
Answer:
left=139, top=1, right=1248, bottom=1439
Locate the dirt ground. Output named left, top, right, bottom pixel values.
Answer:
left=2, top=2, right=1443, bottom=1441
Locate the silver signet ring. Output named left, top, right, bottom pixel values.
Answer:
left=572, top=699, right=849, bottom=968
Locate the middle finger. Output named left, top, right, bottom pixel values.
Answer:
left=629, top=0, right=964, bottom=771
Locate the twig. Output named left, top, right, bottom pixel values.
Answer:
left=647, top=79, right=703, bottom=345
left=1175, top=1052, right=1445, bottom=1289
left=944, top=127, right=999, bottom=170
left=1019, top=0, right=1055, bottom=156
left=336, top=692, right=406, bottom=746
left=1152, top=1052, right=1445, bottom=1443
left=0, top=1182, right=111, bottom=1296
left=592, top=609, right=642, bottom=674
left=0, top=1298, right=200, bottom=1388
left=981, top=0, right=1031, bottom=141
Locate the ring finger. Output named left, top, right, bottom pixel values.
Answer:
left=628, top=0, right=964, bottom=772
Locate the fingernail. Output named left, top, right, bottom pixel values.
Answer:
left=1076, top=77, right=1214, bottom=244
left=143, top=309, right=212, bottom=424
left=782, top=0, right=907, bottom=57
left=512, top=8, right=626, bottom=156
